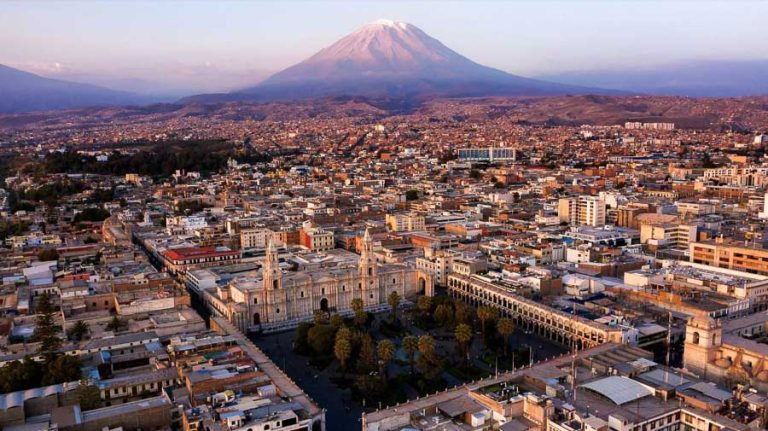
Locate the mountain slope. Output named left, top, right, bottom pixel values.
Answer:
left=0, top=64, right=150, bottom=113
left=541, top=60, right=768, bottom=97
left=187, top=20, right=616, bottom=103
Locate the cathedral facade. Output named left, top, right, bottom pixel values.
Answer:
left=206, top=230, right=433, bottom=333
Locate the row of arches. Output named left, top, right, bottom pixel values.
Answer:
left=447, top=276, right=607, bottom=348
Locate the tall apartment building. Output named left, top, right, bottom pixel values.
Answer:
left=385, top=212, right=426, bottom=232
left=558, top=196, right=606, bottom=227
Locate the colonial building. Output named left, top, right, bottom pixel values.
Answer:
left=204, top=230, right=433, bottom=332
left=161, top=246, right=241, bottom=275
left=684, top=311, right=768, bottom=391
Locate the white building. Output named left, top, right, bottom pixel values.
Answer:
left=558, top=195, right=606, bottom=227
left=166, top=215, right=208, bottom=234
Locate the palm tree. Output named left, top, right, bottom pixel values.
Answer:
left=417, top=335, right=435, bottom=362
left=106, top=316, right=126, bottom=333
left=434, top=303, right=453, bottom=328
left=497, top=318, right=515, bottom=356
left=334, top=335, right=352, bottom=371
left=454, top=323, right=473, bottom=364
left=376, top=339, right=396, bottom=378
left=336, top=326, right=351, bottom=341
left=330, top=314, right=343, bottom=328
left=313, top=309, right=326, bottom=325
left=351, top=298, right=366, bottom=327
left=387, top=291, right=401, bottom=323
left=354, top=310, right=367, bottom=327
left=351, top=298, right=364, bottom=314
left=454, top=302, right=471, bottom=325
left=66, top=320, right=89, bottom=341
left=358, top=333, right=376, bottom=372
left=477, top=306, right=498, bottom=339
left=402, top=335, right=418, bottom=375
left=417, top=295, right=433, bottom=316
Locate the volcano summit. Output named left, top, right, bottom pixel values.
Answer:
left=188, top=20, right=614, bottom=103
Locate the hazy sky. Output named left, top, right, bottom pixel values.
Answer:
left=2, top=0, right=767, bottom=93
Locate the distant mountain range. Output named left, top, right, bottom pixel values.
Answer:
left=183, top=20, right=615, bottom=104
left=3, top=21, right=768, bottom=114
left=0, top=64, right=152, bottom=113
left=541, top=60, right=768, bottom=97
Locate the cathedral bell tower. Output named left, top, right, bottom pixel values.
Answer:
left=263, top=238, right=286, bottom=322
left=263, top=238, right=283, bottom=291
left=359, top=228, right=379, bottom=306
left=683, top=315, right=722, bottom=379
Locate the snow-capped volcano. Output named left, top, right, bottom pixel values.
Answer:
left=186, top=20, right=617, bottom=103
left=370, top=19, right=409, bottom=30
left=262, top=19, right=475, bottom=81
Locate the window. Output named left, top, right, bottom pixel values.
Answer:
left=253, top=298, right=258, bottom=304
left=276, top=308, right=280, bottom=314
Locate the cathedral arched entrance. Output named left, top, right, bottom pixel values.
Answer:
left=253, top=313, right=261, bottom=326
left=320, top=297, right=329, bottom=313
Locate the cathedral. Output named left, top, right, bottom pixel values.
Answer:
left=683, top=312, right=768, bottom=391
left=205, top=230, right=433, bottom=333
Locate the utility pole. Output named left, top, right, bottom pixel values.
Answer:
left=570, top=306, right=578, bottom=404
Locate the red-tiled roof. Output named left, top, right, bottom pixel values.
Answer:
left=163, top=247, right=239, bottom=261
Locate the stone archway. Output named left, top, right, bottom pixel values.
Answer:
left=253, top=313, right=261, bottom=326
left=320, top=297, right=329, bottom=313
left=418, top=277, right=426, bottom=295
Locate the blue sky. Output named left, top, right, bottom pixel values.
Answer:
left=2, top=1, right=767, bottom=92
